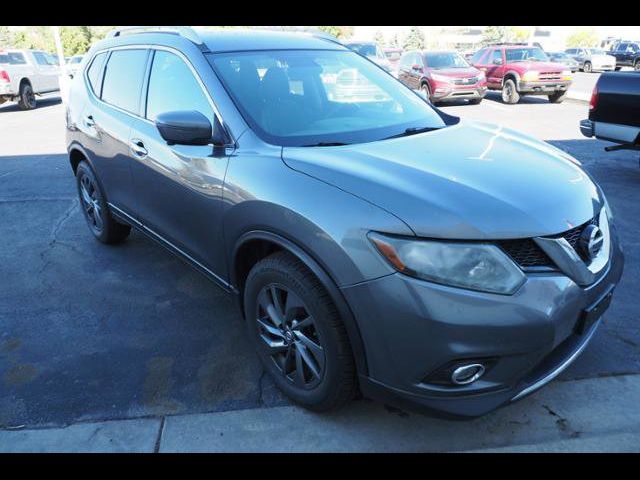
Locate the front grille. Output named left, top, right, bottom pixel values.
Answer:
left=539, top=71, right=562, bottom=80
left=499, top=214, right=600, bottom=270
left=498, top=239, right=554, bottom=269
left=453, top=76, right=478, bottom=85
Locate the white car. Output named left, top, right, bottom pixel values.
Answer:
left=0, top=49, right=61, bottom=110
left=66, top=54, right=84, bottom=79
left=344, top=41, right=394, bottom=74
left=565, top=47, right=616, bottom=73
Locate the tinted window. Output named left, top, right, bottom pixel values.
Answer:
left=617, top=43, right=628, bottom=51
left=86, top=52, right=107, bottom=96
left=209, top=49, right=445, bottom=147
left=145, top=50, right=213, bottom=121
left=471, top=48, right=487, bottom=64
left=101, top=49, right=148, bottom=114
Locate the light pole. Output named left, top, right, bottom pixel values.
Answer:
left=51, top=26, right=70, bottom=104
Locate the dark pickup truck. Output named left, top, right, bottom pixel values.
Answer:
left=580, top=71, right=640, bottom=156
left=608, top=41, right=640, bottom=71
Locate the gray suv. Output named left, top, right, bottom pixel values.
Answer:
left=66, top=27, right=624, bottom=418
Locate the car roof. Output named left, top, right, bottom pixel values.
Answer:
left=94, top=28, right=349, bottom=54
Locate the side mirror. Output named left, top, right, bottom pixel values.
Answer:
left=492, top=58, right=503, bottom=65
left=155, top=110, right=214, bottom=146
left=411, top=63, right=422, bottom=72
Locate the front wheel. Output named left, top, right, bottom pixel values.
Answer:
left=76, top=161, right=131, bottom=244
left=243, top=251, right=357, bottom=411
left=17, top=82, right=36, bottom=110
left=468, top=97, right=483, bottom=105
left=583, top=61, right=593, bottom=73
left=548, top=91, right=567, bottom=103
left=634, top=60, right=640, bottom=71
left=501, top=79, right=520, bottom=104
left=420, top=82, right=432, bottom=103
left=615, top=66, right=622, bottom=71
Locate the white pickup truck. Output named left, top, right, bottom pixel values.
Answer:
left=0, top=49, right=61, bottom=110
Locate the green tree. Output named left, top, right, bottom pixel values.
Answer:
left=566, top=28, right=599, bottom=48
left=11, top=26, right=55, bottom=52
left=389, top=33, right=400, bottom=48
left=482, top=26, right=508, bottom=45
left=317, top=26, right=353, bottom=40
left=60, top=26, right=92, bottom=56
left=403, top=26, right=425, bottom=50
left=0, top=26, right=14, bottom=47
left=507, top=26, right=531, bottom=42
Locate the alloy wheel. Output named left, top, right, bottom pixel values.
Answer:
left=24, top=86, right=36, bottom=108
left=255, top=284, right=325, bottom=389
left=79, top=173, right=104, bottom=234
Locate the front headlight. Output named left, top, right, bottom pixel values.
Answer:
left=477, top=71, right=486, bottom=80
left=369, top=233, right=526, bottom=295
left=522, top=70, right=539, bottom=81
left=561, top=70, right=572, bottom=80
left=430, top=73, right=451, bottom=83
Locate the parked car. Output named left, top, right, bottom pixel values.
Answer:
left=67, top=27, right=623, bottom=418
left=0, top=49, right=60, bottom=110
left=608, top=41, right=640, bottom=71
left=470, top=45, right=572, bottom=104
left=547, top=51, right=579, bottom=73
left=580, top=71, right=640, bottom=158
left=66, top=54, right=84, bottom=78
left=565, top=47, right=616, bottom=73
left=397, top=50, right=487, bottom=105
left=383, top=47, right=403, bottom=72
left=344, top=40, right=393, bottom=73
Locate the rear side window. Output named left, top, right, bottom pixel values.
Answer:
left=86, top=52, right=107, bottom=96
left=145, top=50, right=213, bottom=121
left=33, top=52, right=50, bottom=65
left=101, top=49, right=148, bottom=114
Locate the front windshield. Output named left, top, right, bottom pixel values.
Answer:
left=505, top=47, right=549, bottom=63
left=550, top=52, right=569, bottom=60
left=425, top=52, right=470, bottom=69
left=347, top=43, right=377, bottom=58
left=209, top=49, right=445, bottom=147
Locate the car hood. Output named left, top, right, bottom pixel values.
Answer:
left=428, top=67, right=479, bottom=77
left=590, top=54, right=616, bottom=62
left=282, top=120, right=602, bottom=239
left=514, top=61, right=566, bottom=72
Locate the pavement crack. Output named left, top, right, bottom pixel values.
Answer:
left=256, top=369, right=267, bottom=408
left=154, top=417, right=166, bottom=453
left=38, top=198, right=79, bottom=274
left=542, top=404, right=581, bottom=439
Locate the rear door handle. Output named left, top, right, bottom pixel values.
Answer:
left=83, top=115, right=95, bottom=128
left=130, top=139, right=148, bottom=158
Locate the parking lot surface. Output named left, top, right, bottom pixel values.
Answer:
left=1, top=93, right=639, bottom=449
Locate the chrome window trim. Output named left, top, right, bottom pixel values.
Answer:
left=83, top=43, right=236, bottom=147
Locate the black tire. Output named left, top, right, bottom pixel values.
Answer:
left=17, top=82, right=36, bottom=110
left=501, top=78, right=520, bottom=104
left=583, top=61, right=592, bottom=73
left=615, top=66, right=622, bottom=71
left=634, top=60, right=640, bottom=71
left=468, top=97, right=483, bottom=105
left=76, top=161, right=131, bottom=244
left=244, top=251, right=357, bottom=411
left=548, top=91, right=567, bottom=104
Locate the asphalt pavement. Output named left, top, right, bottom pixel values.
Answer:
left=0, top=92, right=638, bottom=451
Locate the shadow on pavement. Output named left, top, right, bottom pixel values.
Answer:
left=0, top=95, right=62, bottom=113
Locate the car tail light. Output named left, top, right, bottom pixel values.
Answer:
left=589, top=85, right=598, bottom=110
left=0, top=70, right=9, bottom=83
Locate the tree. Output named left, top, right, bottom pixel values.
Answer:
left=403, top=26, right=425, bottom=50
left=60, top=26, right=92, bottom=56
left=374, top=30, right=385, bottom=46
left=566, top=28, right=599, bottom=48
left=507, top=26, right=531, bottom=43
left=0, top=26, right=14, bottom=47
left=317, top=26, right=353, bottom=40
left=482, top=26, right=508, bottom=45
left=389, top=33, right=400, bottom=48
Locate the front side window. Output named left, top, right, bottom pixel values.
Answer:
left=146, top=50, right=214, bottom=121
left=424, top=52, right=470, bottom=69
left=490, top=49, right=503, bottom=64
left=209, top=49, right=445, bottom=147
left=101, top=49, right=148, bottom=114
left=33, top=52, right=50, bottom=66
left=505, top=47, right=549, bottom=63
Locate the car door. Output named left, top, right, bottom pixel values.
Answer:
left=484, top=49, right=505, bottom=88
left=615, top=43, right=629, bottom=65
left=82, top=48, right=149, bottom=216
left=127, top=48, right=232, bottom=278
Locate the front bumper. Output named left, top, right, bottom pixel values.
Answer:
left=519, top=80, right=571, bottom=95
left=343, top=228, right=623, bottom=418
left=432, top=85, right=487, bottom=102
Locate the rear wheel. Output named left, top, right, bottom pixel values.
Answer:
left=243, top=251, right=357, bottom=411
left=17, top=82, right=36, bottom=110
left=76, top=161, right=131, bottom=244
left=583, top=61, right=593, bottom=73
left=501, top=79, right=520, bottom=104
left=468, top=97, right=483, bottom=105
left=615, top=66, right=622, bottom=71
left=548, top=91, right=567, bottom=103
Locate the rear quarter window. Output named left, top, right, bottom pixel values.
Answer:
left=86, top=52, right=108, bottom=96
left=101, top=49, right=149, bottom=114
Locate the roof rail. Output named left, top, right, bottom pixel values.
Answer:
left=106, top=26, right=204, bottom=47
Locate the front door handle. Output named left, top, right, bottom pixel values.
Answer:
left=130, top=139, right=148, bottom=158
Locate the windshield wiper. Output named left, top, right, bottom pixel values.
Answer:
left=302, top=142, right=351, bottom=147
left=383, top=126, right=441, bottom=140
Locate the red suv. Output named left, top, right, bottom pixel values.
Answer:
left=470, top=45, right=572, bottom=104
left=398, top=50, right=487, bottom=105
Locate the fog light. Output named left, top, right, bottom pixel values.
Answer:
left=451, top=364, right=485, bottom=385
